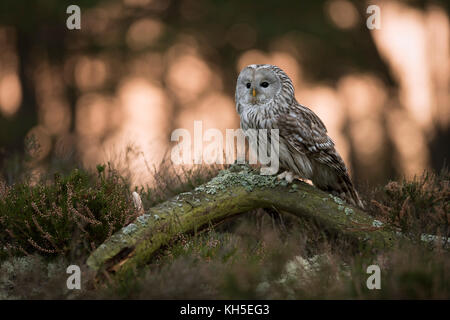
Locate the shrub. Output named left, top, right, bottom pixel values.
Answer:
left=369, top=168, right=449, bottom=241
left=0, top=164, right=138, bottom=259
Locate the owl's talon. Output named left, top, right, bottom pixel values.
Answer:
left=277, top=171, right=287, bottom=180
left=285, top=172, right=295, bottom=183
left=277, top=171, right=297, bottom=183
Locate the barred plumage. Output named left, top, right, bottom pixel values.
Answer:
left=235, top=64, right=364, bottom=208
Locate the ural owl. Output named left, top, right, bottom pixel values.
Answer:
left=235, top=64, right=364, bottom=208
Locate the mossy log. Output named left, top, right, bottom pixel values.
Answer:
left=86, top=164, right=399, bottom=276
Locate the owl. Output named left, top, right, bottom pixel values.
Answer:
left=235, top=64, right=364, bottom=209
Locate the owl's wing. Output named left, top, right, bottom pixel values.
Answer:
left=278, top=101, right=364, bottom=208
left=278, top=102, right=347, bottom=174
left=278, top=102, right=333, bottom=152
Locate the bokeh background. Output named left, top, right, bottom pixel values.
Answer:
left=0, top=0, right=448, bottom=187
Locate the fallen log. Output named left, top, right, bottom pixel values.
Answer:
left=86, top=164, right=399, bottom=277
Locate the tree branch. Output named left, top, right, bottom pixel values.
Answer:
left=86, top=164, right=399, bottom=276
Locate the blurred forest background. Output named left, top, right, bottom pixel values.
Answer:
left=0, top=0, right=448, bottom=188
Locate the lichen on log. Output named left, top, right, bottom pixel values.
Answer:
left=86, top=164, right=399, bottom=276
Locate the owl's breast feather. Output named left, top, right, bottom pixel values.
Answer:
left=238, top=103, right=278, bottom=131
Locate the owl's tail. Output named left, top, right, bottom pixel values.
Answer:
left=312, top=160, right=365, bottom=209
left=334, top=173, right=365, bottom=209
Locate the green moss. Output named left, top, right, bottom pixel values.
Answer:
left=344, top=208, right=354, bottom=216
left=202, top=164, right=280, bottom=194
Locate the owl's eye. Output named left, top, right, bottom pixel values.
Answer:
left=260, top=82, right=269, bottom=88
left=246, top=83, right=251, bottom=89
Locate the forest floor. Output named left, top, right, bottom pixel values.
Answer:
left=0, top=152, right=449, bottom=299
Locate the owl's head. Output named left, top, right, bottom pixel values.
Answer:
left=235, top=64, right=294, bottom=109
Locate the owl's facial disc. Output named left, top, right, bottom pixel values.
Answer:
left=236, top=66, right=281, bottom=107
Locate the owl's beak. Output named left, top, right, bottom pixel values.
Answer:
left=252, top=88, right=256, bottom=97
